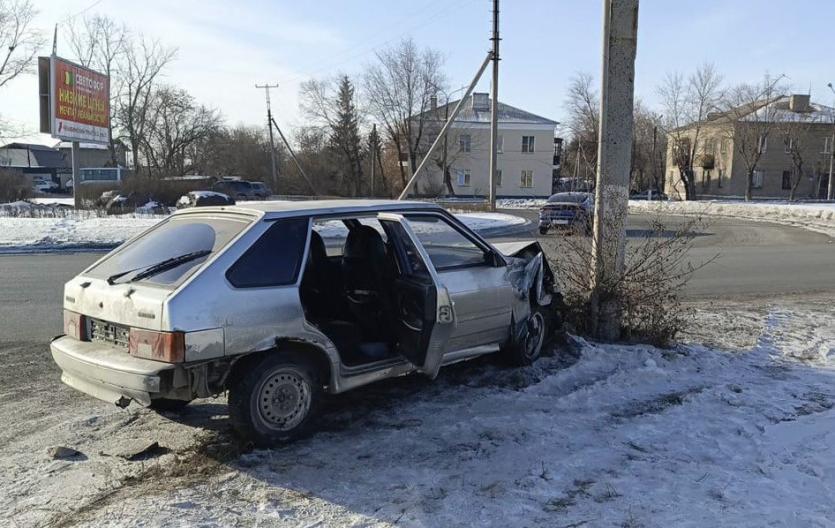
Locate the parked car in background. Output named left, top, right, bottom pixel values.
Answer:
left=176, top=190, right=235, bottom=209
left=250, top=182, right=272, bottom=199
left=211, top=179, right=260, bottom=200
left=51, top=200, right=560, bottom=445
left=539, top=192, right=595, bottom=235
left=630, top=190, right=668, bottom=201
left=32, top=179, right=59, bottom=194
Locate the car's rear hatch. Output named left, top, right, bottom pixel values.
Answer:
left=64, top=210, right=257, bottom=336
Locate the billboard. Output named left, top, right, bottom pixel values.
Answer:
left=38, top=56, right=110, bottom=144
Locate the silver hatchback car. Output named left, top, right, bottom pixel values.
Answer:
left=52, top=200, right=559, bottom=445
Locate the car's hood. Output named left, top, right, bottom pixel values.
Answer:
left=492, top=240, right=540, bottom=258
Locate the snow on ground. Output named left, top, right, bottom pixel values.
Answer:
left=629, top=200, right=835, bottom=237
left=0, top=203, right=527, bottom=252
left=3, top=299, right=835, bottom=527
left=30, top=197, right=76, bottom=206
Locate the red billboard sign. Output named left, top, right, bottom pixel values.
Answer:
left=40, top=56, right=110, bottom=144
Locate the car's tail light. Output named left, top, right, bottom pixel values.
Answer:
left=63, top=310, right=86, bottom=340
left=128, top=328, right=185, bottom=363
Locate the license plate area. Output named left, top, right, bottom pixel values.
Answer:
left=88, top=317, right=130, bottom=349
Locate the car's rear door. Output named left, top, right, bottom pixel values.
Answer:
left=378, top=213, right=454, bottom=378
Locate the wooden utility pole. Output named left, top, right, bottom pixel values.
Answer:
left=589, top=0, right=640, bottom=340
left=488, top=0, right=500, bottom=211
left=255, top=83, right=279, bottom=191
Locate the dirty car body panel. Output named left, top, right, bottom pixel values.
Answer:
left=51, top=199, right=559, bottom=413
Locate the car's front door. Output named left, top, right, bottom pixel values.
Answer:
left=378, top=213, right=454, bottom=378
left=401, top=213, right=514, bottom=352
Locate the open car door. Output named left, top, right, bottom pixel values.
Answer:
left=378, top=213, right=454, bottom=378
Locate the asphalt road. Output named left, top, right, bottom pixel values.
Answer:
left=0, top=212, right=832, bottom=343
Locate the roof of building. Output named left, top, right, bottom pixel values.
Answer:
left=0, top=143, right=68, bottom=169
left=416, top=93, right=558, bottom=126
left=703, top=95, right=835, bottom=126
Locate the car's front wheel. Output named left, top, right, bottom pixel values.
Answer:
left=228, top=353, right=321, bottom=446
left=539, top=226, right=549, bottom=235
left=502, top=307, right=547, bottom=366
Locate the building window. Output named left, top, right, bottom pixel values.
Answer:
left=824, top=137, right=832, bottom=154
left=497, top=135, right=503, bottom=153
left=522, top=136, right=535, bottom=153
left=456, top=169, right=471, bottom=186
left=717, top=169, right=723, bottom=188
left=757, top=135, right=768, bottom=154
left=459, top=134, right=471, bottom=153
left=784, top=136, right=796, bottom=153
left=720, top=138, right=728, bottom=155
left=752, top=169, right=765, bottom=189
left=782, top=170, right=792, bottom=190
left=496, top=169, right=502, bottom=187
left=520, top=169, right=534, bottom=188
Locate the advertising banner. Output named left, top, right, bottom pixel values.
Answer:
left=45, top=56, right=110, bottom=144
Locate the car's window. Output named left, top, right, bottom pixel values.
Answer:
left=383, top=220, right=429, bottom=278
left=312, top=216, right=387, bottom=256
left=86, top=215, right=251, bottom=287
left=403, top=214, right=488, bottom=270
left=226, top=217, right=308, bottom=288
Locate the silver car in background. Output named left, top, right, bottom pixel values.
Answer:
left=51, top=200, right=559, bottom=445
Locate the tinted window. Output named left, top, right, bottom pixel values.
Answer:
left=404, top=214, right=487, bottom=270
left=87, top=215, right=251, bottom=287
left=226, top=217, right=308, bottom=288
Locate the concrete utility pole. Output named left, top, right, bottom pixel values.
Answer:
left=488, top=0, right=500, bottom=211
left=827, top=83, right=835, bottom=200
left=255, top=83, right=280, bottom=192
left=589, top=0, right=640, bottom=341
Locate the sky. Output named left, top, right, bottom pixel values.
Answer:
left=3, top=0, right=835, bottom=145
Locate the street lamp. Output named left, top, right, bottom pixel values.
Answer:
left=827, top=83, right=835, bottom=200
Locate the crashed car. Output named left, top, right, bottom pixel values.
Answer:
left=51, top=200, right=560, bottom=445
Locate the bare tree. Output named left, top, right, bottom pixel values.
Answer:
left=657, top=64, right=723, bottom=200
left=716, top=74, right=786, bottom=201
left=66, top=15, right=128, bottom=164
left=142, top=86, right=222, bottom=176
left=631, top=99, right=666, bottom=193
left=363, top=38, right=446, bottom=192
left=115, top=36, right=176, bottom=174
left=300, top=75, right=365, bottom=196
left=0, top=0, right=43, bottom=90
left=563, top=72, right=600, bottom=182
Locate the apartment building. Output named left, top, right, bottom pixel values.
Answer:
left=665, top=94, right=834, bottom=200
left=411, top=92, right=559, bottom=197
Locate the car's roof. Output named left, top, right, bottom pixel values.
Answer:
left=174, top=199, right=442, bottom=219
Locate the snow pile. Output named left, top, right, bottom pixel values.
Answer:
left=4, top=301, right=835, bottom=526
left=498, top=198, right=547, bottom=209
left=629, top=200, right=835, bottom=236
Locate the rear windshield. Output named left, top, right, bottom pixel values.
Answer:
left=86, top=214, right=252, bottom=287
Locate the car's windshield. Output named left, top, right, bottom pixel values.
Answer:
left=86, top=215, right=252, bottom=287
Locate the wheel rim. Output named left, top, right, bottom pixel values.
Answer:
left=256, top=368, right=312, bottom=431
left=524, top=312, right=545, bottom=359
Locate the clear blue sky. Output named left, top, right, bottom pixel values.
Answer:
left=5, top=0, right=835, bottom=142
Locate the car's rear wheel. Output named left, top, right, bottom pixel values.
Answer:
left=502, top=307, right=546, bottom=366
left=228, top=353, right=321, bottom=446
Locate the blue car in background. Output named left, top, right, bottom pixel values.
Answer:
left=538, top=192, right=595, bottom=235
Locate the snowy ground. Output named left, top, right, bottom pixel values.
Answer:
left=2, top=297, right=834, bottom=527
left=629, top=200, right=835, bottom=237
left=0, top=201, right=527, bottom=252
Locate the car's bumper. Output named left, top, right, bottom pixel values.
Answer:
left=539, top=217, right=579, bottom=228
left=50, top=335, right=180, bottom=406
